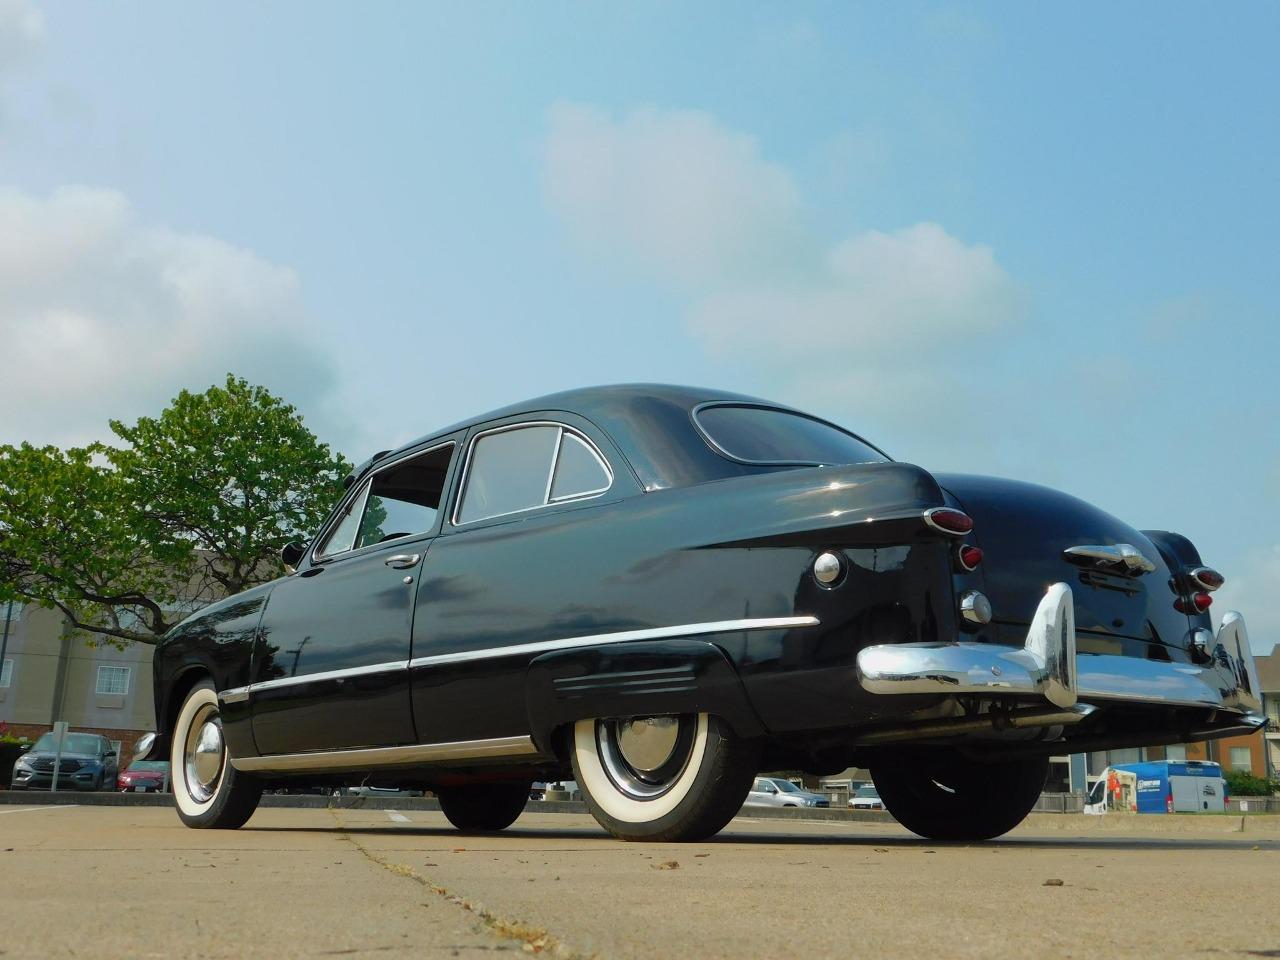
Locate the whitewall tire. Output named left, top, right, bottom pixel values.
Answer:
left=170, top=681, right=262, bottom=829
left=570, top=713, right=758, bottom=842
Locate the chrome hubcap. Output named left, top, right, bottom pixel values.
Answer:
left=616, top=717, right=680, bottom=773
left=597, top=715, right=697, bottom=800
left=184, top=706, right=224, bottom=804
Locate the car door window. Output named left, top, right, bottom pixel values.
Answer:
left=355, top=444, right=453, bottom=549
left=316, top=443, right=454, bottom=560
left=456, top=423, right=613, bottom=525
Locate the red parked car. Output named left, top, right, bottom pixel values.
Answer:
left=117, top=760, right=170, bottom=793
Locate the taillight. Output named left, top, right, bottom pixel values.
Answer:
left=924, top=507, right=974, bottom=536
left=1190, top=567, right=1224, bottom=591
left=957, top=545, right=983, bottom=571
left=1175, top=593, right=1213, bottom=614
left=1166, top=793, right=1173, bottom=813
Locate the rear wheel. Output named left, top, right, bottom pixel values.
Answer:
left=171, top=681, right=262, bottom=829
left=871, top=751, right=1048, bottom=841
left=570, top=713, right=758, bottom=842
left=437, top=781, right=531, bottom=832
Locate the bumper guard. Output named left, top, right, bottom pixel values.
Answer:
left=857, top=583, right=1265, bottom=722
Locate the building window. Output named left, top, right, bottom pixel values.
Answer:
left=96, top=665, right=131, bottom=696
left=1229, top=746, right=1252, bottom=772
left=2, top=601, right=22, bottom=622
left=0, top=658, right=11, bottom=688
left=1165, top=744, right=1187, bottom=762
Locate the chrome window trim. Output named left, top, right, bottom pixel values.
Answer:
left=311, top=440, right=456, bottom=565
left=690, top=401, right=892, bottom=468
left=407, top=615, right=820, bottom=670
left=217, top=616, right=820, bottom=705
left=230, top=735, right=540, bottom=773
left=451, top=420, right=615, bottom=527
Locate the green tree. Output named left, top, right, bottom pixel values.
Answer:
left=0, top=376, right=349, bottom=646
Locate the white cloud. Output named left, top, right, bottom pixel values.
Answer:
left=542, top=104, right=1022, bottom=429
left=544, top=103, right=811, bottom=289
left=0, top=185, right=345, bottom=449
left=1213, top=544, right=1280, bottom=656
left=0, top=0, right=42, bottom=80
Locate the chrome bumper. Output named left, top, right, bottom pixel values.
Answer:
left=856, top=583, right=1265, bottom=721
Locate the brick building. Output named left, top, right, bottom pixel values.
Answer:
left=0, top=601, right=157, bottom=770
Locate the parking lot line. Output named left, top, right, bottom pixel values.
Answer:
left=0, top=804, right=79, bottom=815
left=385, top=810, right=410, bottom=823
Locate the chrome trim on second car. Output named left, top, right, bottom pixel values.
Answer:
left=1062, top=543, right=1157, bottom=575
left=230, top=735, right=540, bottom=773
left=857, top=583, right=1265, bottom=719
left=407, top=616, right=821, bottom=670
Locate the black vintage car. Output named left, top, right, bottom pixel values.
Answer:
left=139, top=385, right=1264, bottom=841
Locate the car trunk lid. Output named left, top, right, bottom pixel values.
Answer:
left=935, top=473, right=1194, bottom=656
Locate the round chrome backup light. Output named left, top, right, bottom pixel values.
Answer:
left=960, top=589, right=993, bottom=625
left=813, top=551, right=843, bottom=586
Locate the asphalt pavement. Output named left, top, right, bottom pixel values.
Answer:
left=2, top=804, right=1277, bottom=959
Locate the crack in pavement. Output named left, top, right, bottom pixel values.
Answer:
left=328, top=809, right=592, bottom=959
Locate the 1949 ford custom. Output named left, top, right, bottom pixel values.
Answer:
left=138, top=384, right=1264, bottom=841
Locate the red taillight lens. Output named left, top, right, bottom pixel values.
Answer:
left=1175, top=592, right=1213, bottom=614
left=958, top=545, right=984, bottom=571
left=1166, top=793, right=1173, bottom=813
left=1190, top=567, right=1224, bottom=591
left=924, top=507, right=974, bottom=536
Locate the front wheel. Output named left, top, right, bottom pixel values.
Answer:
left=437, top=781, right=532, bottom=832
left=871, top=752, right=1048, bottom=841
left=170, top=681, right=262, bottom=829
left=570, top=713, right=758, bottom=842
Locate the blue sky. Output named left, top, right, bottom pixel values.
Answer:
left=1, top=2, right=1277, bottom=647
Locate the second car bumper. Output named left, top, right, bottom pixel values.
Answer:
left=856, top=583, right=1265, bottom=722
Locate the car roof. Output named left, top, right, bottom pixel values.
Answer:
left=366, top=383, right=829, bottom=492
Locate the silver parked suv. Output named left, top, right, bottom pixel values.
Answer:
left=9, top=732, right=119, bottom=791
left=743, top=777, right=831, bottom=808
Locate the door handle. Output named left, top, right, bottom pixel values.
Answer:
left=384, top=554, right=421, bottom=569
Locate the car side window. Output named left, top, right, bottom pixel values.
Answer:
left=316, top=443, right=454, bottom=559
left=456, top=423, right=613, bottom=525
left=550, top=433, right=611, bottom=501
left=355, top=444, right=453, bottom=549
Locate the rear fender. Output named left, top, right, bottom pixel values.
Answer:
left=524, top=639, right=765, bottom=756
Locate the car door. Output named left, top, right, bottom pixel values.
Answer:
left=250, top=439, right=459, bottom=755
left=407, top=416, right=639, bottom=745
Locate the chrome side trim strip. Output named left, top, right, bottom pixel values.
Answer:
left=230, top=735, right=540, bottom=773
left=233, top=660, right=411, bottom=698
left=407, top=616, right=821, bottom=670
left=219, top=617, right=820, bottom=704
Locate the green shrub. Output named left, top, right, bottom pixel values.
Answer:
left=1224, top=769, right=1279, bottom=797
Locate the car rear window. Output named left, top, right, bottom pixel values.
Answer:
left=694, top=405, right=888, bottom=466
